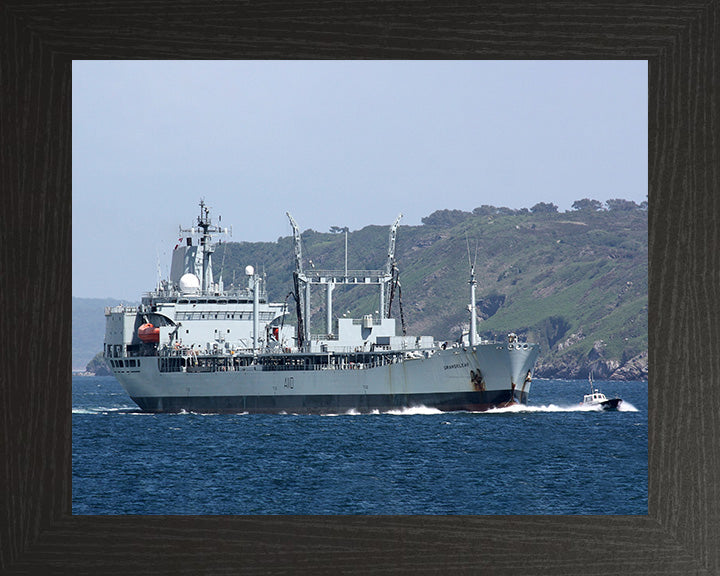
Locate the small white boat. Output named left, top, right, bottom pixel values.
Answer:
left=582, top=372, right=622, bottom=410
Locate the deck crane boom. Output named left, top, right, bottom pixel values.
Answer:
left=286, top=212, right=309, bottom=349
left=385, top=213, right=403, bottom=275
left=286, top=212, right=303, bottom=275
left=382, top=214, right=403, bottom=319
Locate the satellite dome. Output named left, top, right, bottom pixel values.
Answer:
left=245, top=265, right=255, bottom=276
left=179, top=273, right=200, bottom=294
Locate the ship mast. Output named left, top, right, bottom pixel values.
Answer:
left=180, top=199, right=229, bottom=294
left=467, top=237, right=478, bottom=346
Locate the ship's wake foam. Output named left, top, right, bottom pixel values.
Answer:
left=385, top=405, right=444, bottom=416
left=483, top=402, right=638, bottom=414
left=617, top=401, right=639, bottom=412
left=72, top=406, right=144, bottom=415
left=322, top=405, right=444, bottom=417
left=320, top=402, right=640, bottom=417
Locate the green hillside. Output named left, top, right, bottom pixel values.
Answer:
left=215, top=201, right=648, bottom=380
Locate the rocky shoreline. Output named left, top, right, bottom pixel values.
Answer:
left=534, top=350, right=648, bottom=381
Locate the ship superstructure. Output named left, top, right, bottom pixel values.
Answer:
left=104, top=201, right=539, bottom=413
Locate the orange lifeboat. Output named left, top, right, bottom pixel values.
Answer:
left=138, top=322, right=160, bottom=343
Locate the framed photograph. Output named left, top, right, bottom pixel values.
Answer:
left=2, top=2, right=717, bottom=574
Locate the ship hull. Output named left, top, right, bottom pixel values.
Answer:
left=111, top=343, right=539, bottom=414
left=130, top=390, right=528, bottom=414
left=600, top=398, right=622, bottom=411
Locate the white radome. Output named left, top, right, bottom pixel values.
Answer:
left=245, top=265, right=255, bottom=276
left=179, top=273, right=200, bottom=294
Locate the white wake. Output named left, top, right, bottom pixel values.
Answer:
left=483, top=402, right=638, bottom=414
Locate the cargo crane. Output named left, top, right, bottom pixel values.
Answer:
left=286, top=212, right=405, bottom=346
left=286, top=212, right=309, bottom=349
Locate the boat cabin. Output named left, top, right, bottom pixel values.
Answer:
left=583, top=391, right=608, bottom=404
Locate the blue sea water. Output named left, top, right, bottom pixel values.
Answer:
left=72, top=376, right=647, bottom=515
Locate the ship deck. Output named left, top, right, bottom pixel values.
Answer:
left=144, top=349, right=432, bottom=373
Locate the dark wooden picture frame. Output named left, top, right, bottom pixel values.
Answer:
left=1, top=2, right=717, bottom=574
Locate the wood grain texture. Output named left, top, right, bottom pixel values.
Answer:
left=1, top=1, right=717, bottom=574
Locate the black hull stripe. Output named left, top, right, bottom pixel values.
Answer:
left=131, top=390, right=529, bottom=414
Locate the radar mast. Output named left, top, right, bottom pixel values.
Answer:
left=179, top=199, right=230, bottom=293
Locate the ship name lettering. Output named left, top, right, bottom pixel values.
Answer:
left=444, top=362, right=469, bottom=370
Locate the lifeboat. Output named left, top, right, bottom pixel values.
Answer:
left=138, top=322, right=160, bottom=343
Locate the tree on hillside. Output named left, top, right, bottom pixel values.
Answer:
left=473, top=205, right=499, bottom=216
left=606, top=199, right=639, bottom=211
left=571, top=198, right=603, bottom=211
left=472, top=205, right=521, bottom=216
left=330, top=226, right=349, bottom=233
left=421, top=209, right=472, bottom=227
left=530, top=202, right=558, bottom=214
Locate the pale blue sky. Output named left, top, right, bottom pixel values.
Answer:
left=72, top=60, right=647, bottom=300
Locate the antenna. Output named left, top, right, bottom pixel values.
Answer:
left=465, top=234, right=478, bottom=269
left=156, top=247, right=162, bottom=291
left=218, top=241, right=227, bottom=285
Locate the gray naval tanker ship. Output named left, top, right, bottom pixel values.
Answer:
left=104, top=201, right=539, bottom=413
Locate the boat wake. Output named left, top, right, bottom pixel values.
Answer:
left=321, top=405, right=444, bottom=416
left=617, top=401, right=639, bottom=412
left=298, top=402, right=640, bottom=417
left=483, top=402, right=638, bottom=414
left=73, top=402, right=639, bottom=416
left=386, top=405, right=444, bottom=416
left=483, top=404, right=597, bottom=414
